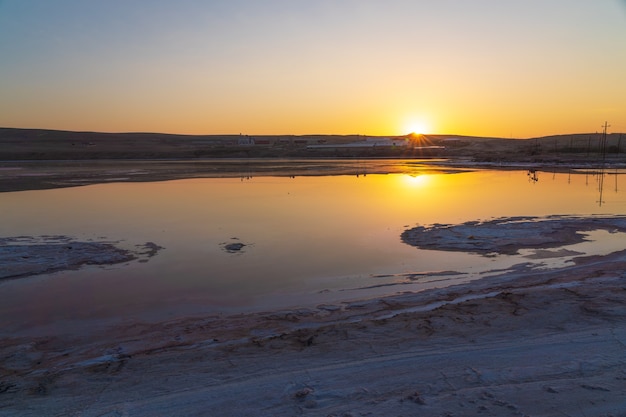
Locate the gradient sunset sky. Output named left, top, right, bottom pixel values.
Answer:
left=1, top=1, right=625, bottom=138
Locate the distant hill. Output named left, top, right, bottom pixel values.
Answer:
left=0, top=127, right=624, bottom=162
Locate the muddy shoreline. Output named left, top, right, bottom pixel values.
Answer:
left=0, top=158, right=457, bottom=192
left=1, top=157, right=623, bottom=193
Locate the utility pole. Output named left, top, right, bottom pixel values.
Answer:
left=601, top=121, right=610, bottom=161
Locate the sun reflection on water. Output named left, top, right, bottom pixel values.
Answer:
left=400, top=173, right=431, bottom=188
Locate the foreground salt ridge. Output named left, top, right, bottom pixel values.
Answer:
left=3, top=235, right=626, bottom=415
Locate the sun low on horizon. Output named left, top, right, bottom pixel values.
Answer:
left=401, top=116, right=433, bottom=136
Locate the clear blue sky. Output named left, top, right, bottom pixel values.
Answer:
left=1, top=0, right=625, bottom=137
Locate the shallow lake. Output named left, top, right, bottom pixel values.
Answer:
left=1, top=161, right=625, bottom=334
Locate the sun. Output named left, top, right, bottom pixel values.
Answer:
left=403, top=118, right=431, bottom=135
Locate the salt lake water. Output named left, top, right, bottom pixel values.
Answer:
left=1, top=161, right=625, bottom=333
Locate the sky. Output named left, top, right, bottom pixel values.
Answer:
left=1, top=0, right=625, bottom=138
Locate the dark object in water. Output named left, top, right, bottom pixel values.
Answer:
left=224, top=242, right=246, bottom=253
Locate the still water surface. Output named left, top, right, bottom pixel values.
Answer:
left=1, top=164, right=625, bottom=332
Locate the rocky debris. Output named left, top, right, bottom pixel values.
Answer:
left=220, top=238, right=249, bottom=253
left=224, top=242, right=246, bottom=252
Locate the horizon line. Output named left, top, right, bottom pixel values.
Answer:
left=0, top=126, right=622, bottom=140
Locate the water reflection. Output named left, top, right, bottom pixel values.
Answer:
left=586, top=168, right=622, bottom=207
left=527, top=168, right=624, bottom=207
left=1, top=166, right=625, bottom=333
left=596, top=168, right=622, bottom=207
left=598, top=169, right=606, bottom=206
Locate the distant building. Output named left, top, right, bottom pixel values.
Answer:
left=307, top=137, right=409, bottom=150
left=237, top=135, right=254, bottom=146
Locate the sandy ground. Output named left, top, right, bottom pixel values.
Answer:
left=2, top=217, right=626, bottom=416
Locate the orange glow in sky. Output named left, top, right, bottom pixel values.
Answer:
left=0, top=1, right=625, bottom=138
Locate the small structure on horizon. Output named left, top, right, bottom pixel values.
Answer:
left=307, top=137, right=409, bottom=150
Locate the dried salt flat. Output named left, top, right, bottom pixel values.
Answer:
left=401, top=215, right=626, bottom=255
left=0, top=236, right=163, bottom=280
